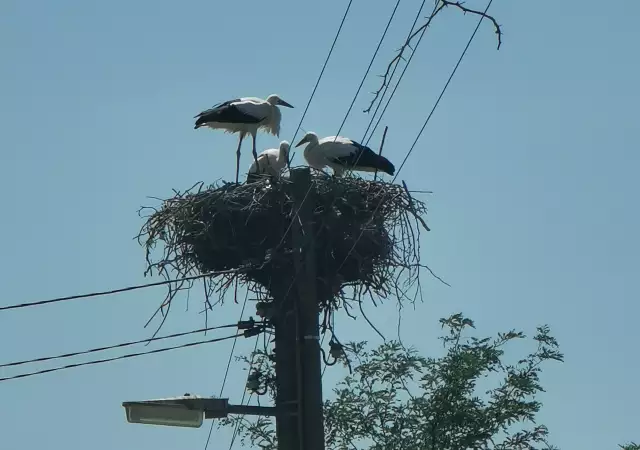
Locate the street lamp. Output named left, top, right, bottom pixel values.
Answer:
left=123, top=394, right=276, bottom=429
left=123, top=395, right=228, bottom=428
left=125, top=402, right=204, bottom=428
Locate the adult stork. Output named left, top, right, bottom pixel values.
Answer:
left=194, top=94, right=294, bottom=183
left=247, top=140, right=290, bottom=183
left=294, top=132, right=395, bottom=177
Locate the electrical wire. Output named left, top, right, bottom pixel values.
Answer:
left=276, top=0, right=411, bottom=257
left=288, top=0, right=354, bottom=154
left=321, top=333, right=328, bottom=378
left=0, top=324, right=239, bottom=369
left=363, top=23, right=427, bottom=146
left=333, top=0, right=402, bottom=140
left=277, top=0, right=403, bottom=252
left=276, top=0, right=494, bottom=327
left=278, top=1, right=497, bottom=317
left=270, top=0, right=383, bottom=301
left=227, top=393, right=253, bottom=450
left=204, top=285, right=250, bottom=450
left=333, top=0, right=496, bottom=279
left=364, top=0, right=438, bottom=146
left=226, top=336, right=261, bottom=450
left=0, top=333, right=243, bottom=382
left=361, top=0, right=429, bottom=143
left=333, top=0, right=436, bottom=176
left=313, top=0, right=403, bottom=203
left=391, top=0, right=494, bottom=181
left=274, top=0, right=415, bottom=265
left=0, top=268, right=247, bottom=312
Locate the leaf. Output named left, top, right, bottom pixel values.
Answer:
left=219, top=316, right=564, bottom=450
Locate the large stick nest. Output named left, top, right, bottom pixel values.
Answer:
left=138, top=171, right=429, bottom=323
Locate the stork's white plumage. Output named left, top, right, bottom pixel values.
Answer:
left=194, top=94, right=294, bottom=183
left=295, top=132, right=395, bottom=177
left=247, top=140, right=290, bottom=182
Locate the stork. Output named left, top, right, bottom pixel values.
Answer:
left=194, top=94, right=294, bottom=183
left=294, top=132, right=395, bottom=177
left=247, top=140, right=290, bottom=183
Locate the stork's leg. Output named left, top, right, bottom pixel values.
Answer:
left=251, top=133, right=260, bottom=170
left=235, top=136, right=243, bottom=184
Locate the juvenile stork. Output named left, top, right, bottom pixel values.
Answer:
left=194, top=94, right=294, bottom=182
left=247, top=140, right=290, bottom=183
left=294, top=132, right=395, bottom=177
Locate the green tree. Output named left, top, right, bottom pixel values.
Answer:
left=223, top=313, right=566, bottom=450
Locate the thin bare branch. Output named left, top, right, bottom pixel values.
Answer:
left=365, top=0, right=502, bottom=113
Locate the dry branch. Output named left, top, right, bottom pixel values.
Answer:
left=365, top=0, right=502, bottom=113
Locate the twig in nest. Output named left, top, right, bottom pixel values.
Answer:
left=203, top=278, right=212, bottom=332
left=138, top=175, right=431, bottom=329
left=373, top=126, right=389, bottom=182
left=423, top=263, right=451, bottom=287
left=359, top=293, right=386, bottom=342
left=402, top=180, right=430, bottom=232
left=365, top=0, right=502, bottom=113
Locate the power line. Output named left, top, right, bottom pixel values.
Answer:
left=0, top=323, right=239, bottom=369
left=326, top=0, right=430, bottom=187
left=0, top=268, right=246, bottom=312
left=289, top=0, right=354, bottom=154
left=278, top=0, right=402, bottom=252
left=364, top=0, right=439, bottom=146
left=276, top=0, right=416, bottom=260
left=226, top=336, right=261, bottom=450
left=0, top=333, right=244, bottom=383
left=333, top=0, right=402, bottom=140
left=277, top=0, right=494, bottom=322
left=219, top=288, right=250, bottom=395
left=203, top=3, right=397, bottom=429
left=361, top=0, right=429, bottom=143
left=335, top=0, right=495, bottom=275
left=392, top=0, right=494, bottom=181
left=204, top=285, right=250, bottom=450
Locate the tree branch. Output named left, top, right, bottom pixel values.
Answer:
left=365, top=0, right=503, bottom=113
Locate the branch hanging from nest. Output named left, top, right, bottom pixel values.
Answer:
left=365, top=0, right=503, bottom=113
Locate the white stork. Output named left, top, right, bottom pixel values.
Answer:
left=247, top=140, right=290, bottom=183
left=194, top=94, right=294, bottom=183
left=294, top=132, right=395, bottom=177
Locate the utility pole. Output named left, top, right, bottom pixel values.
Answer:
left=127, top=168, right=327, bottom=447
left=272, top=167, right=325, bottom=450
left=272, top=256, right=301, bottom=450
left=291, top=167, right=325, bottom=450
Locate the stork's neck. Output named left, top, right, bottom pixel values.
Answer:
left=302, top=138, right=318, bottom=159
left=278, top=147, right=287, bottom=162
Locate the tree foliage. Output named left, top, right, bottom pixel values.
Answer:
left=620, top=444, right=640, bottom=450
left=219, top=313, right=623, bottom=449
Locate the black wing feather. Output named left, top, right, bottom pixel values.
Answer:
left=329, top=139, right=395, bottom=175
left=194, top=98, right=264, bottom=128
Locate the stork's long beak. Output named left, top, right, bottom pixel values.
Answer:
left=295, top=137, right=307, bottom=148
left=278, top=99, right=294, bottom=108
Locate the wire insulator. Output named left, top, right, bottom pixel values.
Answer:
left=243, top=327, right=263, bottom=338
left=329, top=340, right=343, bottom=360
left=246, top=370, right=267, bottom=395
left=237, top=317, right=256, bottom=330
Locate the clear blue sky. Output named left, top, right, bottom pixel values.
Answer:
left=1, top=0, right=638, bottom=448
